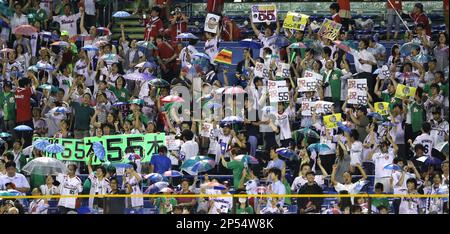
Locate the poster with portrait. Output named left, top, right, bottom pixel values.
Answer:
left=204, top=13, right=221, bottom=33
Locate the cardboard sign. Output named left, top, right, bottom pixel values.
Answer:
left=347, top=89, right=368, bottom=105
left=301, top=101, right=315, bottom=116
left=318, top=18, right=342, bottom=40
left=34, top=133, right=166, bottom=164
left=283, top=12, right=309, bottom=31
left=200, top=123, right=214, bottom=138
left=374, top=102, right=389, bottom=116
left=254, top=62, right=270, bottom=79
left=304, top=70, right=323, bottom=82
left=204, top=13, right=221, bottom=34
left=347, top=79, right=367, bottom=91
left=395, top=84, right=417, bottom=99
left=297, top=77, right=317, bottom=92
left=251, top=4, right=277, bottom=23
left=166, top=135, right=182, bottom=151
left=323, top=113, right=342, bottom=129
left=314, top=101, right=334, bottom=114
left=276, top=63, right=291, bottom=78
left=379, top=65, right=391, bottom=80
left=268, top=80, right=289, bottom=102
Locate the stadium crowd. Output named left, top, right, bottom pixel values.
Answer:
left=0, top=0, right=448, bottom=214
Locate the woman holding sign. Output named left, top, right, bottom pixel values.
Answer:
left=250, top=12, right=280, bottom=58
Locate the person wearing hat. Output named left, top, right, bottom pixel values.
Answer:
left=0, top=81, right=16, bottom=132
left=402, top=3, right=431, bottom=36
left=169, top=7, right=188, bottom=42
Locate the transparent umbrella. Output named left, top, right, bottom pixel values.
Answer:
left=22, top=157, right=67, bottom=176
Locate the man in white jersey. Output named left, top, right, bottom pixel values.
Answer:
left=430, top=108, right=449, bottom=147
left=249, top=12, right=280, bottom=58
left=56, top=164, right=83, bottom=214
left=409, top=122, right=434, bottom=158
left=179, top=40, right=199, bottom=67
left=208, top=181, right=233, bottom=214
left=53, top=4, right=82, bottom=37
left=368, top=137, right=398, bottom=193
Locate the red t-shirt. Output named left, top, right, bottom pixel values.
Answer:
left=15, top=87, right=32, bottom=122
left=170, top=16, right=188, bottom=41
left=332, top=14, right=342, bottom=24
left=445, top=0, right=449, bottom=12
left=386, top=0, right=402, bottom=10
left=337, top=0, right=350, bottom=11
left=410, top=12, right=432, bottom=36
left=156, top=41, right=176, bottom=70
left=144, top=17, right=164, bottom=41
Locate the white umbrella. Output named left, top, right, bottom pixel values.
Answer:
left=22, top=157, right=67, bottom=176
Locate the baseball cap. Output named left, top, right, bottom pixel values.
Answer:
left=61, top=30, right=69, bottom=37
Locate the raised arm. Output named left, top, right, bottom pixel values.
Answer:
left=250, top=16, right=261, bottom=38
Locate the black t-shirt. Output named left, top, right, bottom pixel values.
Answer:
left=104, top=190, right=126, bottom=214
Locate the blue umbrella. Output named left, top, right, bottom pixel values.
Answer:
left=163, top=170, right=183, bottom=177
left=92, top=142, right=105, bottom=161
left=384, top=164, right=401, bottom=171
left=44, top=143, right=65, bottom=154
left=28, top=65, right=38, bottom=72
left=381, top=121, right=395, bottom=127
left=411, top=53, right=429, bottom=63
left=206, top=102, right=221, bottom=109
left=273, top=35, right=290, bottom=48
left=276, top=148, right=298, bottom=160
left=36, top=62, right=54, bottom=71
left=337, top=122, right=352, bottom=133
left=239, top=39, right=263, bottom=49
left=367, top=112, right=383, bottom=120
left=191, top=160, right=216, bottom=173
left=81, top=45, right=99, bottom=51
left=124, top=73, right=155, bottom=81
left=192, top=52, right=209, bottom=61
left=221, top=116, right=244, bottom=125
left=144, top=181, right=169, bottom=194
left=112, top=101, right=128, bottom=106
left=135, top=61, right=157, bottom=69
left=0, top=132, right=12, bottom=138
left=417, top=156, right=443, bottom=165
left=295, top=128, right=320, bottom=139
left=144, top=173, right=164, bottom=184
left=32, top=139, right=50, bottom=151
left=307, top=143, right=331, bottom=153
left=14, top=125, right=33, bottom=131
left=176, top=33, right=198, bottom=40
left=112, top=11, right=131, bottom=18
left=400, top=42, right=421, bottom=57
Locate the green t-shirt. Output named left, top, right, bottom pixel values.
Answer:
left=109, top=86, right=130, bottom=102
left=70, top=101, right=95, bottom=130
left=227, top=160, right=244, bottom=189
left=127, top=113, right=149, bottom=126
left=424, top=82, right=449, bottom=97
left=323, top=69, right=343, bottom=102
left=155, top=197, right=178, bottom=214
left=236, top=206, right=254, bottom=214
left=409, top=101, right=425, bottom=133
left=0, top=92, right=16, bottom=121
left=381, top=91, right=401, bottom=111
left=372, top=197, right=390, bottom=209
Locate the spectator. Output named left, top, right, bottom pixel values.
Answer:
left=297, top=171, right=324, bottom=214
left=0, top=161, right=30, bottom=193
left=56, top=164, right=82, bottom=214
left=150, top=145, right=171, bottom=174
left=385, top=0, right=402, bottom=41
left=104, top=177, right=126, bottom=214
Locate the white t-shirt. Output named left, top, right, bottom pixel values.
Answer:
left=53, top=13, right=81, bottom=37
left=29, top=199, right=49, bottom=214
left=258, top=33, right=278, bottom=58
left=391, top=171, right=416, bottom=195
left=353, top=49, right=376, bottom=73
left=123, top=175, right=144, bottom=208
left=268, top=180, right=286, bottom=207
left=209, top=194, right=233, bottom=214
left=430, top=120, right=449, bottom=146
left=372, top=149, right=395, bottom=178
left=276, top=108, right=292, bottom=140
left=291, top=175, right=324, bottom=192
left=180, top=140, right=199, bottom=161
left=84, top=0, right=97, bottom=16
left=39, top=184, right=59, bottom=196
left=0, top=173, right=30, bottom=192
left=349, top=141, right=363, bottom=166
left=179, top=45, right=198, bottom=67
left=399, top=192, right=420, bottom=214
left=204, top=36, right=219, bottom=64
left=11, top=13, right=29, bottom=31
left=56, top=173, right=83, bottom=209
left=413, top=133, right=434, bottom=157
